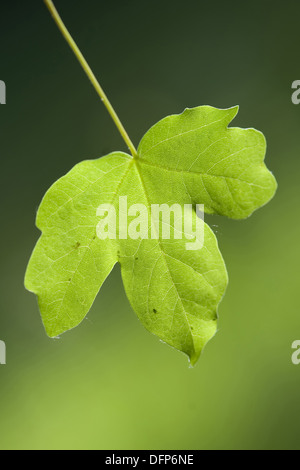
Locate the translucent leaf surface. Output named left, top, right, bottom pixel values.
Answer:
left=25, top=106, right=277, bottom=364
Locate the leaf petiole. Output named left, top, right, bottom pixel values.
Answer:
left=44, top=0, right=138, bottom=158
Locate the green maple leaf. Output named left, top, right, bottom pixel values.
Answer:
left=25, top=1, right=277, bottom=365
left=25, top=105, right=276, bottom=365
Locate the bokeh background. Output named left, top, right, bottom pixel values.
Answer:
left=0, top=0, right=299, bottom=450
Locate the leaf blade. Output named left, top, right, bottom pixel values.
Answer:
left=117, top=162, right=228, bottom=364
left=25, top=152, right=131, bottom=336
left=138, top=106, right=277, bottom=218
left=25, top=105, right=277, bottom=364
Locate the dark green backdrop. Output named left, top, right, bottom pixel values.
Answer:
left=0, top=0, right=299, bottom=450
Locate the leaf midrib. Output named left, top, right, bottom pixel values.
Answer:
left=137, top=152, right=268, bottom=189
left=134, top=159, right=197, bottom=357
left=139, top=114, right=227, bottom=157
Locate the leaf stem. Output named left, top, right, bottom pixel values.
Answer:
left=44, top=0, right=138, bottom=158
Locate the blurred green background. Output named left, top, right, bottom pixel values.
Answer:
left=0, top=0, right=299, bottom=450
